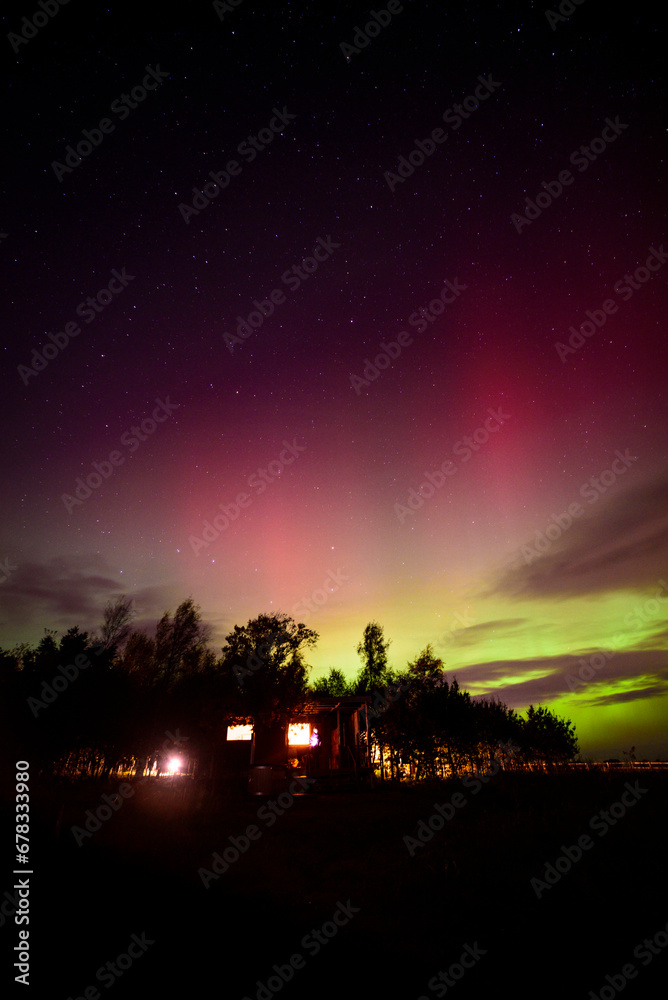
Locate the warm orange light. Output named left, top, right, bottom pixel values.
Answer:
left=288, top=723, right=310, bottom=745
left=227, top=725, right=253, bottom=741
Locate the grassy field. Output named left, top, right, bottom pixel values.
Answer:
left=4, top=768, right=667, bottom=999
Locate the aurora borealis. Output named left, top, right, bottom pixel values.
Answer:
left=1, top=0, right=666, bottom=760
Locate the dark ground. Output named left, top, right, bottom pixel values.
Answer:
left=2, top=769, right=667, bottom=999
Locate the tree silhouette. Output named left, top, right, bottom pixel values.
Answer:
left=100, top=594, right=135, bottom=652
left=355, top=621, right=391, bottom=692
left=311, top=667, right=352, bottom=696
left=219, top=611, right=318, bottom=763
left=472, top=696, right=522, bottom=766
left=154, top=597, right=212, bottom=683
left=1, top=596, right=583, bottom=781
left=119, top=630, right=157, bottom=684
left=518, top=704, right=579, bottom=764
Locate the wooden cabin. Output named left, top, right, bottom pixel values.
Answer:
left=223, top=694, right=374, bottom=792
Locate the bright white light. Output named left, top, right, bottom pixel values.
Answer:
left=288, top=723, right=310, bottom=745
left=227, top=724, right=253, bottom=741
left=166, top=756, right=182, bottom=774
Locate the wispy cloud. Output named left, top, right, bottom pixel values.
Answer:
left=461, top=648, right=668, bottom=709
left=0, top=555, right=176, bottom=643
left=486, top=473, right=668, bottom=600
left=445, top=617, right=528, bottom=646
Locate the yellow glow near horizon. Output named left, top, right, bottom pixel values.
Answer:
left=300, top=577, right=668, bottom=759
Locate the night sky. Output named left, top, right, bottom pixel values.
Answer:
left=2, top=0, right=666, bottom=759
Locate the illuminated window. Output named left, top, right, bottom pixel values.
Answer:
left=288, top=723, right=311, bottom=745
left=227, top=725, right=253, bottom=741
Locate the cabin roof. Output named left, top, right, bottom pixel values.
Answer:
left=301, top=694, right=372, bottom=715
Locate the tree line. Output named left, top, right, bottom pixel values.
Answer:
left=0, top=599, right=579, bottom=780
left=315, top=622, right=579, bottom=778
